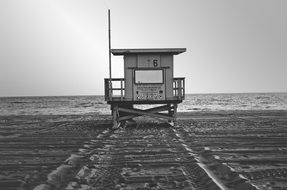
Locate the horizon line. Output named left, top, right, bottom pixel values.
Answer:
left=1, top=91, right=287, bottom=98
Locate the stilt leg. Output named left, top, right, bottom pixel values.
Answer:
left=168, top=104, right=172, bottom=123
left=173, top=104, right=178, bottom=127
left=112, top=105, right=119, bottom=129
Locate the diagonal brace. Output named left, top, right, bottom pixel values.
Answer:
left=119, top=104, right=173, bottom=121
left=118, top=106, right=174, bottom=121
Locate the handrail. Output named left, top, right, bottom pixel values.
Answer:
left=105, top=78, right=125, bottom=101
left=105, top=78, right=185, bottom=101
left=173, top=78, right=185, bottom=100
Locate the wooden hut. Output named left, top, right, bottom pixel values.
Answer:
left=105, top=48, right=186, bottom=128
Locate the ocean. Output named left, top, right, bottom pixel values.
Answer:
left=0, top=93, right=287, bottom=116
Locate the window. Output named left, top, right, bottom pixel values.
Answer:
left=135, top=70, right=163, bottom=84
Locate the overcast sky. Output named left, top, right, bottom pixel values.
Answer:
left=0, top=0, right=286, bottom=96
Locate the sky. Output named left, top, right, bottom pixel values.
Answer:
left=0, top=0, right=286, bottom=97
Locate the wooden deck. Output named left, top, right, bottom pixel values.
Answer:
left=106, top=99, right=183, bottom=105
left=104, top=78, right=185, bottom=127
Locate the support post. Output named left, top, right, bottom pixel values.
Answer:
left=112, top=104, right=119, bottom=129
left=173, top=103, right=178, bottom=125
left=168, top=104, right=173, bottom=122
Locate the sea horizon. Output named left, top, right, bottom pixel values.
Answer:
left=1, top=91, right=287, bottom=98
left=1, top=92, right=287, bottom=116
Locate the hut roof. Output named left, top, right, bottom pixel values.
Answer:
left=111, top=48, right=186, bottom=55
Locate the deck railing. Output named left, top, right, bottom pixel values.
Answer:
left=105, top=78, right=185, bottom=101
left=173, top=77, right=185, bottom=100
left=105, top=78, right=125, bottom=101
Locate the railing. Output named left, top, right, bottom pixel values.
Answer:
left=105, top=78, right=125, bottom=101
left=173, top=77, right=185, bottom=100
left=105, top=77, right=185, bottom=101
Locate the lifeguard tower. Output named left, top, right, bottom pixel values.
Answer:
left=105, top=48, right=186, bottom=128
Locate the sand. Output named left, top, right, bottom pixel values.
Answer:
left=0, top=110, right=286, bottom=190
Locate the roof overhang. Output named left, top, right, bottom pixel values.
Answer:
left=111, top=48, right=186, bottom=55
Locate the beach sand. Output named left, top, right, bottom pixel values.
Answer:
left=0, top=110, right=286, bottom=190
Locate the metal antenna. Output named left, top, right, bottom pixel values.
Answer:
left=108, top=9, right=112, bottom=80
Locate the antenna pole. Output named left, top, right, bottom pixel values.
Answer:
left=108, top=9, right=112, bottom=80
